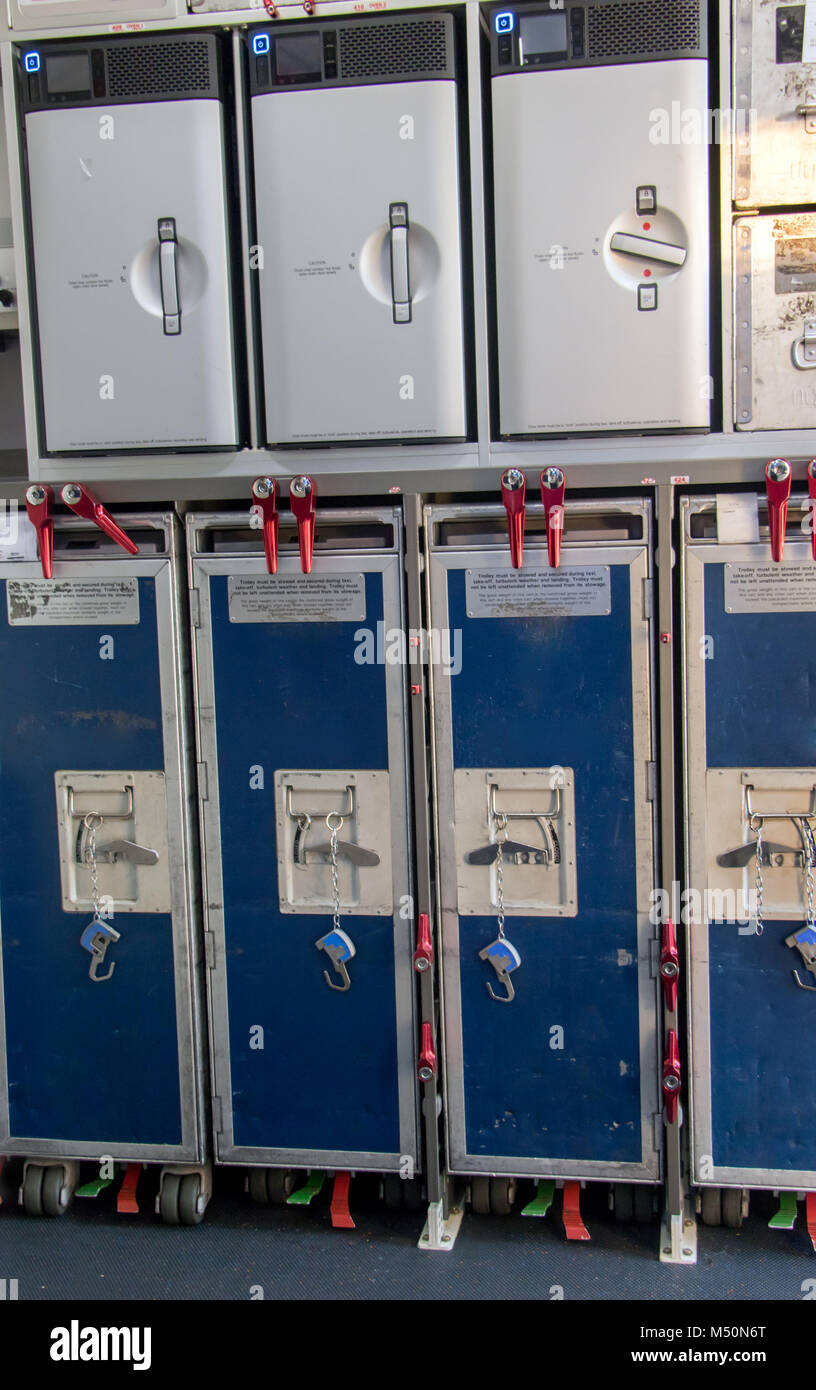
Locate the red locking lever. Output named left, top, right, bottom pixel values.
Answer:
left=662, top=1029, right=681, bottom=1124
left=500, top=468, right=526, bottom=570
left=808, top=461, right=816, bottom=562
left=417, top=1021, right=437, bottom=1082
left=60, top=484, right=138, bottom=556
left=289, top=476, right=317, bottom=575
left=413, top=913, right=433, bottom=973
left=251, top=477, right=279, bottom=575
left=540, top=467, right=566, bottom=569
left=25, top=484, right=54, bottom=579
left=765, top=459, right=791, bottom=563
left=659, top=918, right=679, bottom=1014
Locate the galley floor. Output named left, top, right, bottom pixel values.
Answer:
left=0, top=1169, right=810, bottom=1300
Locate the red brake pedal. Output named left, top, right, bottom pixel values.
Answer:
left=117, top=1162, right=142, bottom=1215
left=330, top=1171, right=355, bottom=1229
left=562, top=1180, right=590, bottom=1241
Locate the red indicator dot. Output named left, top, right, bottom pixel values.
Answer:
left=643, top=268, right=652, bottom=277
left=642, top=221, right=651, bottom=230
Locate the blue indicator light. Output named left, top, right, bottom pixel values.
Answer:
left=494, top=12, right=514, bottom=32
left=252, top=35, right=270, bottom=55
left=24, top=53, right=41, bottom=73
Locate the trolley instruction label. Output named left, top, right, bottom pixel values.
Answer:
left=724, top=563, right=816, bottom=614
left=228, top=574, right=366, bottom=623
left=6, top=578, right=140, bottom=626
left=465, top=567, right=611, bottom=619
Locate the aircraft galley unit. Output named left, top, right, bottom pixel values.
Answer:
left=0, top=0, right=814, bottom=1262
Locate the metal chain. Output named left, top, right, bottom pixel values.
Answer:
left=495, top=813, right=507, bottom=939
left=84, top=812, right=103, bottom=921
left=328, top=815, right=341, bottom=934
left=801, top=818, right=815, bottom=932
left=753, top=817, right=764, bottom=937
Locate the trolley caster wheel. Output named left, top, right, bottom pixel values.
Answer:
left=613, top=1184, right=634, bottom=1224
left=265, top=1169, right=295, bottom=1205
left=248, top=1169, right=269, bottom=1205
left=159, top=1173, right=182, bottom=1226
left=489, top=1177, right=517, bottom=1216
left=721, top=1188, right=744, bottom=1230
left=383, top=1175, right=424, bottom=1212
left=22, top=1164, right=44, bottom=1217
left=159, top=1172, right=206, bottom=1226
left=41, top=1165, right=73, bottom=1217
left=178, top=1174, right=205, bottom=1226
left=700, top=1187, right=722, bottom=1227
left=633, top=1186, right=655, bottom=1224
left=471, top=1177, right=491, bottom=1215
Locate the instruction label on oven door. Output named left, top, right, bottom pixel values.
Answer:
left=774, top=235, right=816, bottom=295
left=724, top=563, right=816, bottom=614
left=228, top=574, right=366, bottom=623
left=466, top=567, right=611, bottom=619
left=6, top=578, right=140, bottom=626
left=805, top=3, right=816, bottom=62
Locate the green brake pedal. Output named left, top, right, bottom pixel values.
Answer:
left=768, top=1192, right=798, bottom=1229
left=76, top=1176, right=115, bottom=1198
left=287, top=1171, right=326, bottom=1206
left=521, top=1179, right=555, bottom=1217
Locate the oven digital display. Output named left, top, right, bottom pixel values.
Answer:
left=274, top=34, right=322, bottom=80
left=45, top=53, right=91, bottom=95
left=519, top=12, right=569, bottom=60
